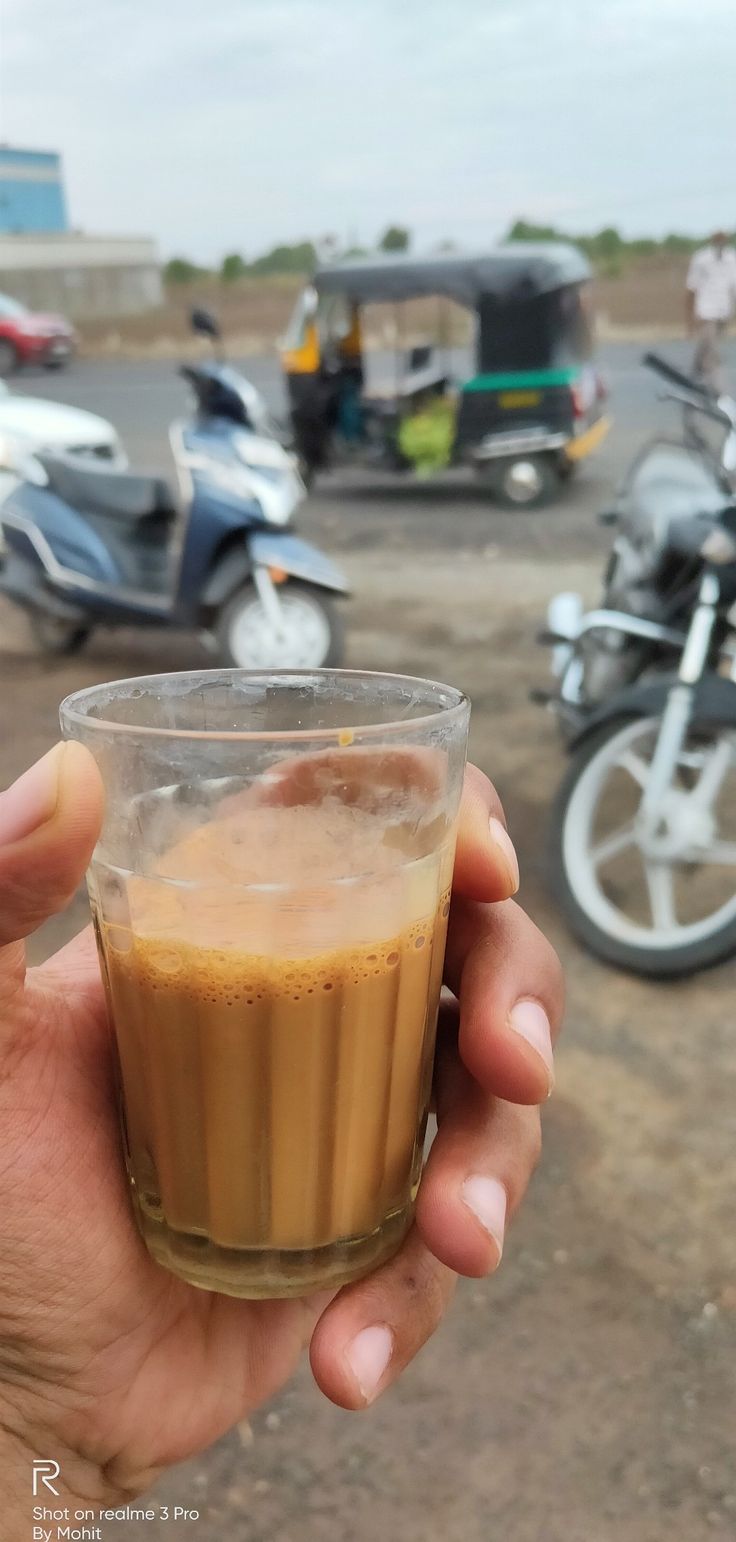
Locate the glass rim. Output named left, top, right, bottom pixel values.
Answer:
left=59, top=668, right=470, bottom=743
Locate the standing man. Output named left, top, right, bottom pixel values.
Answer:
left=685, top=230, right=736, bottom=393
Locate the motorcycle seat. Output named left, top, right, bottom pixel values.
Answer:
left=38, top=455, right=177, bottom=526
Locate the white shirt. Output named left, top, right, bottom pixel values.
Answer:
left=686, top=244, right=736, bottom=322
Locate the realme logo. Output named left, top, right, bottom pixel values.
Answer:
left=32, top=1460, right=60, bottom=1497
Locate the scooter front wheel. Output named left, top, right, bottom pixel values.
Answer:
left=216, top=580, right=344, bottom=670
left=29, top=613, right=91, bottom=656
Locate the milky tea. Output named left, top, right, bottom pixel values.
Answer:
left=63, top=670, right=469, bottom=1299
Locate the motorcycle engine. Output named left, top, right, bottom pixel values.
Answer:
left=579, top=633, right=648, bottom=704
left=579, top=537, right=659, bottom=704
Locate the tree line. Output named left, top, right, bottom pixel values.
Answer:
left=165, top=218, right=710, bottom=285
left=508, top=219, right=702, bottom=277
left=165, top=225, right=410, bottom=285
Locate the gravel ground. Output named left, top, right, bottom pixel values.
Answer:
left=1, top=348, right=735, bottom=1541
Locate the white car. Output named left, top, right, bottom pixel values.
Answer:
left=0, top=380, right=126, bottom=467
left=0, top=383, right=126, bottom=562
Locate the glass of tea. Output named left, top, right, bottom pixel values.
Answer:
left=60, top=669, right=469, bottom=1298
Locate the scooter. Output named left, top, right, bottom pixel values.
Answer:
left=0, top=309, right=348, bottom=666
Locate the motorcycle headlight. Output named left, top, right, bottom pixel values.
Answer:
left=701, top=527, right=736, bottom=564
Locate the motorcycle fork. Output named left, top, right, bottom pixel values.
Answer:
left=639, top=573, right=720, bottom=831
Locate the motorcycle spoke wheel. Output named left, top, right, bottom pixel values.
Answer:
left=702, top=841, right=736, bottom=865
left=555, top=715, right=736, bottom=969
left=590, top=822, right=637, bottom=866
left=643, top=860, right=677, bottom=931
left=615, top=749, right=651, bottom=789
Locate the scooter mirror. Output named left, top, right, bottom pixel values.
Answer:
left=190, top=307, right=220, bottom=340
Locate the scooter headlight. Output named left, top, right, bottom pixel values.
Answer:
left=198, top=459, right=261, bottom=505
left=232, top=429, right=292, bottom=470
left=247, top=468, right=301, bottom=526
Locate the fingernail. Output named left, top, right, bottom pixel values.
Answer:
left=462, top=1175, right=506, bottom=1264
left=0, top=745, right=64, bottom=844
left=508, top=999, right=555, bottom=1089
left=489, top=817, right=519, bottom=893
left=345, top=1323, right=394, bottom=1404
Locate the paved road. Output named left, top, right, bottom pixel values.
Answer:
left=17, top=338, right=718, bottom=462
left=14, top=338, right=736, bottom=565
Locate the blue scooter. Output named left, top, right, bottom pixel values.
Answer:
left=0, top=309, right=349, bottom=666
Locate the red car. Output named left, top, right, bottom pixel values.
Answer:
left=0, top=291, right=75, bottom=376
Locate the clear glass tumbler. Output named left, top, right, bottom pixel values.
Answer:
left=60, top=669, right=469, bottom=1298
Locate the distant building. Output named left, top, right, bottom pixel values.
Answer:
left=0, top=145, right=162, bottom=319
left=0, top=234, right=162, bottom=319
left=0, top=146, right=68, bottom=234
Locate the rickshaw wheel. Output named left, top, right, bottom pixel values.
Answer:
left=484, top=453, right=560, bottom=509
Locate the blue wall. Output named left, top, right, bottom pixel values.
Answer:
left=0, top=149, right=68, bottom=234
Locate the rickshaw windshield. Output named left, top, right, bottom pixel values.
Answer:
left=316, top=292, right=355, bottom=347
left=282, top=286, right=318, bottom=351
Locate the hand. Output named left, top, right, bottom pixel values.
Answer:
left=0, top=746, right=562, bottom=1519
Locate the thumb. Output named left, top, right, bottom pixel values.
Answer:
left=0, top=743, right=104, bottom=988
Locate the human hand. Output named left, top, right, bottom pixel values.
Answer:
left=0, top=746, right=562, bottom=1521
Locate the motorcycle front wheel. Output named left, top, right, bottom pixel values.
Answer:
left=549, top=713, right=736, bottom=977
left=216, top=580, right=344, bottom=670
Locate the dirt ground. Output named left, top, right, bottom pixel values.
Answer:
left=1, top=511, right=735, bottom=1541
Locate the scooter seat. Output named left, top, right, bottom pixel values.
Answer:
left=38, top=455, right=177, bottom=525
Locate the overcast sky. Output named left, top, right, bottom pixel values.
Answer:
left=2, top=0, right=735, bottom=263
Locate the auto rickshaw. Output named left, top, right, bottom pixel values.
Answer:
left=280, top=243, right=610, bottom=508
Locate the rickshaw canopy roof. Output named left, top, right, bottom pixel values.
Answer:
left=313, top=243, right=591, bottom=308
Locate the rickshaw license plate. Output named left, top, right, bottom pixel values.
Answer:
left=499, top=390, right=541, bottom=408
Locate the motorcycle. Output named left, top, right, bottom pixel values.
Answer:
left=545, top=517, right=736, bottom=978
left=536, top=356, right=736, bottom=977
left=537, top=352, right=736, bottom=735
left=0, top=308, right=348, bottom=665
